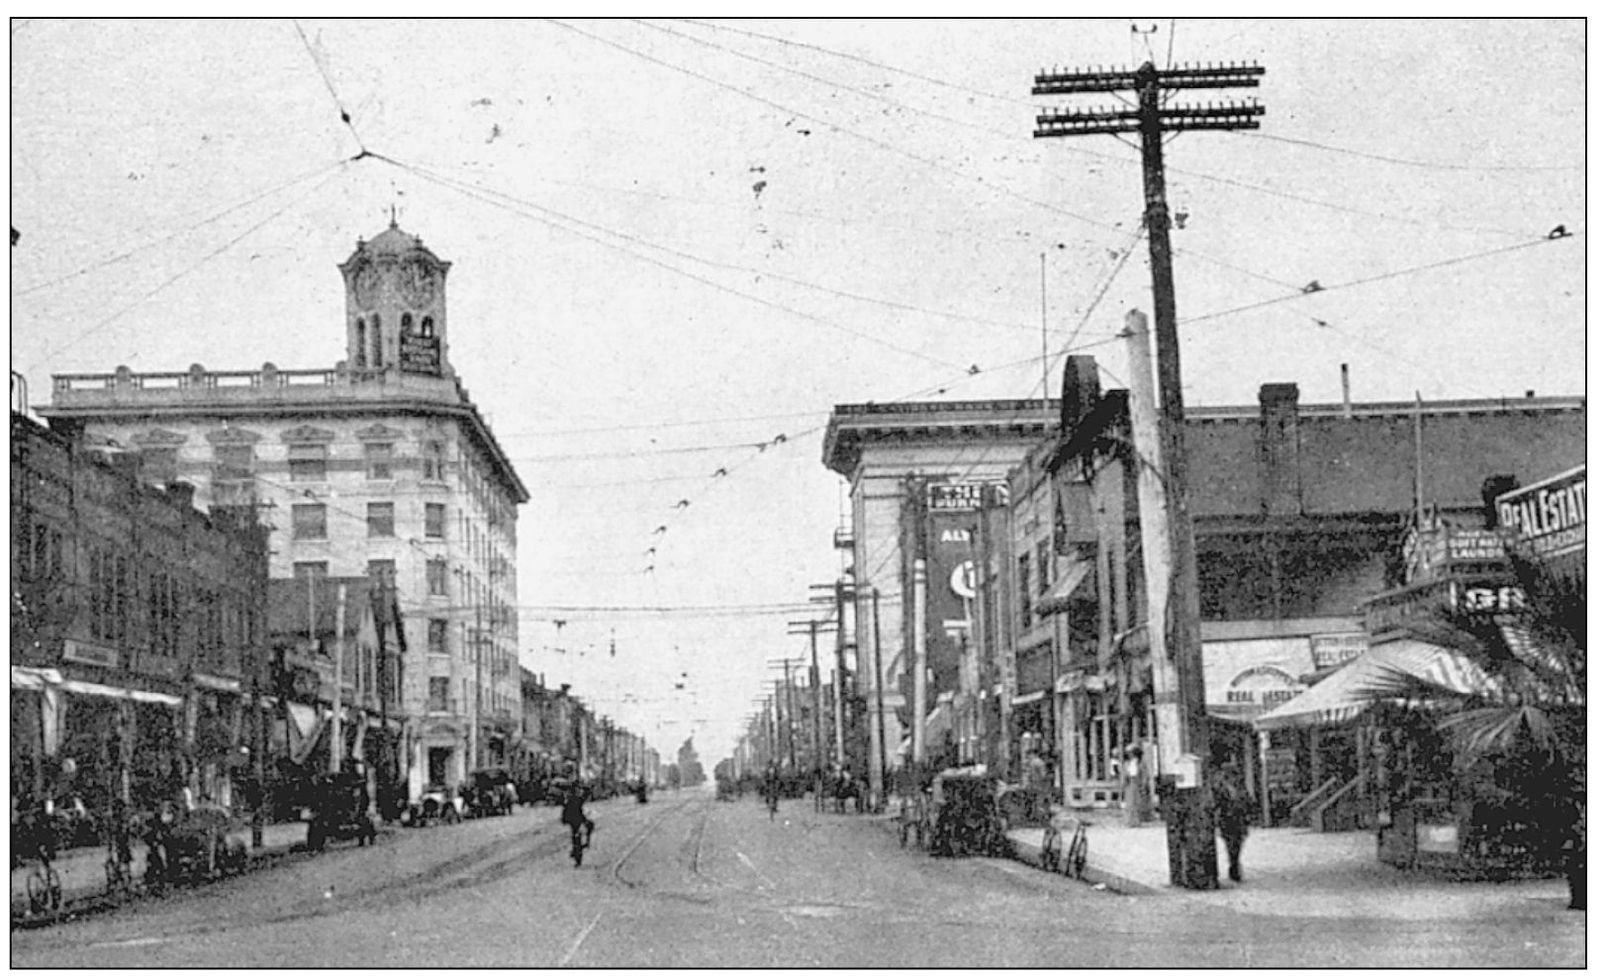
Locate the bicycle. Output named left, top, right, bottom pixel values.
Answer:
left=25, top=850, right=63, bottom=916
left=569, top=819, right=593, bottom=867
left=20, top=814, right=63, bottom=915
left=102, top=805, right=137, bottom=900
left=1039, top=818, right=1088, bottom=879
left=1062, top=818, right=1089, bottom=880
left=1039, top=824, right=1063, bottom=873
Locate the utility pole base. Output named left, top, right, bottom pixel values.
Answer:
left=1158, top=777, right=1219, bottom=889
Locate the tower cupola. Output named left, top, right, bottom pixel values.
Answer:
left=338, top=217, right=452, bottom=376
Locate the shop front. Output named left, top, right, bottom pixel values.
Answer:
left=1253, top=636, right=1564, bottom=874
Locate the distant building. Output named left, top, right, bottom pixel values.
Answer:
left=11, top=410, right=268, bottom=812
left=41, top=221, right=529, bottom=801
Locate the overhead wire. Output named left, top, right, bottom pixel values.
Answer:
left=1230, top=130, right=1581, bottom=174
left=1179, top=233, right=1579, bottom=327
left=377, top=153, right=974, bottom=371
left=13, top=159, right=348, bottom=297
left=290, top=19, right=366, bottom=152
left=26, top=163, right=350, bottom=371
left=664, top=18, right=1548, bottom=247
left=622, top=20, right=1306, bottom=294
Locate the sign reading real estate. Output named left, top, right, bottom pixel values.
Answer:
left=1497, top=464, right=1585, bottom=560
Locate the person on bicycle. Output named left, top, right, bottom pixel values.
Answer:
left=559, top=774, right=594, bottom=861
left=762, top=763, right=781, bottom=817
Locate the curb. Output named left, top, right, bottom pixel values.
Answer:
left=874, top=810, right=1159, bottom=896
left=9, top=830, right=345, bottom=930
left=1000, top=834, right=1159, bottom=897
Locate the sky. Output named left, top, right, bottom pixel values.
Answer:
left=10, top=18, right=1587, bottom=762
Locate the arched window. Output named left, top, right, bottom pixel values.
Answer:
left=402, top=312, right=413, bottom=335
left=355, top=320, right=368, bottom=368
left=420, top=316, right=435, bottom=338
left=371, top=314, right=383, bottom=367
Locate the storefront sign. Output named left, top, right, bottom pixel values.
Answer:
left=1204, top=637, right=1317, bottom=715
left=1497, top=465, right=1585, bottom=560
left=1451, top=581, right=1527, bottom=616
left=1403, top=527, right=1510, bottom=582
left=1223, top=665, right=1305, bottom=708
left=1310, top=633, right=1369, bottom=669
left=63, top=639, right=118, bottom=669
left=928, top=481, right=1008, bottom=511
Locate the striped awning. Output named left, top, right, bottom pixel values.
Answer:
left=1254, top=639, right=1500, bottom=731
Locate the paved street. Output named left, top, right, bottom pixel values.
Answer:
left=9, top=787, right=1582, bottom=968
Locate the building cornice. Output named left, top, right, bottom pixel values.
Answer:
left=43, top=366, right=529, bottom=504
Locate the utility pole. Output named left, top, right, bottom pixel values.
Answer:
left=832, top=583, right=847, bottom=768
left=908, top=477, right=930, bottom=770
left=331, top=582, right=347, bottom=774
left=870, top=587, right=886, bottom=810
left=1034, top=58, right=1264, bottom=890
left=788, top=618, right=834, bottom=809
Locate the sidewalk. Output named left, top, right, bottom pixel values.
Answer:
left=11, top=820, right=309, bottom=922
left=1002, top=811, right=1575, bottom=920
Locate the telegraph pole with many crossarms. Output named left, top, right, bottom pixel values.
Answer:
left=1032, top=59, right=1265, bottom=890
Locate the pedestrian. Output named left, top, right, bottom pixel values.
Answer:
left=1212, top=762, right=1254, bottom=883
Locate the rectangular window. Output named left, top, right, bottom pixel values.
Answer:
left=292, top=503, right=327, bottom=540
left=140, top=448, right=179, bottom=485
left=1037, top=540, right=1052, bottom=596
left=427, top=558, right=448, bottom=596
left=365, top=443, right=394, bottom=480
left=428, top=619, right=448, bottom=653
left=422, top=441, right=445, bottom=482
left=1018, top=553, right=1033, bottom=629
left=428, top=676, right=451, bottom=712
left=293, top=561, right=328, bottom=579
left=367, top=502, right=395, bottom=538
left=424, top=503, right=446, bottom=539
left=288, top=443, right=328, bottom=482
left=213, top=444, right=255, bottom=505
left=214, top=444, right=253, bottom=481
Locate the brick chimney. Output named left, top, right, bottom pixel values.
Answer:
left=1059, top=355, right=1102, bottom=432
left=1258, top=383, right=1301, bottom=516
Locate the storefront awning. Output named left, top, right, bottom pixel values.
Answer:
left=1254, top=639, right=1500, bottom=732
left=10, top=665, right=62, bottom=690
left=1035, top=559, right=1092, bottom=616
left=56, top=678, right=183, bottom=706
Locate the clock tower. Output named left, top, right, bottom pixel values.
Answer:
left=338, top=218, right=452, bottom=376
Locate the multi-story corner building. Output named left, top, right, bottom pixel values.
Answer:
left=821, top=399, right=1056, bottom=802
left=41, top=221, right=529, bottom=801
left=11, top=410, right=268, bottom=814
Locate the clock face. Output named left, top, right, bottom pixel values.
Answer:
left=354, top=264, right=384, bottom=308
left=400, top=259, right=436, bottom=306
